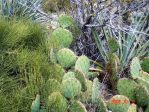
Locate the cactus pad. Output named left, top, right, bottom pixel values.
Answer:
left=75, top=69, right=87, bottom=92
left=50, top=28, right=73, bottom=48
left=58, top=14, right=75, bottom=28
left=75, top=55, right=90, bottom=76
left=130, top=57, right=141, bottom=79
left=136, top=86, right=149, bottom=106
left=98, top=98, right=108, bottom=112
left=31, top=94, right=40, bottom=112
left=69, top=100, right=87, bottom=112
left=127, top=104, right=137, bottom=112
left=141, top=57, right=149, bottom=73
left=92, top=78, right=100, bottom=103
left=57, top=48, right=76, bottom=68
left=48, top=92, right=67, bottom=112
left=117, top=78, right=138, bottom=101
left=107, top=95, right=130, bottom=112
left=44, top=79, right=61, bottom=97
left=62, top=78, right=82, bottom=99
left=63, top=71, right=76, bottom=80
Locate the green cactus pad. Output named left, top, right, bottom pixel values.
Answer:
left=48, top=92, right=67, bottom=112
left=57, top=48, right=77, bottom=68
left=136, top=86, right=149, bottom=106
left=50, top=28, right=73, bottom=48
left=58, top=14, right=75, bottom=28
left=31, top=94, right=40, bottom=112
left=75, top=69, right=87, bottom=92
left=63, top=71, right=76, bottom=80
left=75, top=55, right=90, bottom=76
left=62, top=78, right=82, bottom=99
left=136, top=71, right=149, bottom=91
left=108, top=38, right=119, bottom=53
left=141, top=57, right=149, bottom=73
left=92, top=78, right=100, bottom=103
left=69, top=100, right=87, bottom=112
left=130, top=57, right=142, bottom=79
left=80, top=80, right=93, bottom=102
left=107, top=95, right=130, bottom=112
left=43, top=79, right=61, bottom=98
left=98, top=98, right=108, bottom=112
left=117, top=78, right=138, bottom=101
left=127, top=104, right=137, bottom=112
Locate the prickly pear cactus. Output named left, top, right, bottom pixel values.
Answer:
left=141, top=57, right=149, bottom=73
left=69, top=100, right=87, bottom=112
left=127, top=104, right=137, bottom=112
left=80, top=80, right=93, bottom=102
left=62, top=78, right=82, bottom=99
left=107, top=95, right=130, bottom=112
left=117, top=78, right=138, bottom=101
left=43, top=79, right=61, bottom=98
left=75, top=55, right=90, bottom=76
left=31, top=94, right=40, bottom=112
left=136, top=86, right=149, bottom=106
left=57, top=48, right=76, bottom=68
left=48, top=92, right=67, bottom=112
left=98, top=98, right=108, bottom=112
left=63, top=71, right=76, bottom=80
left=92, top=78, right=100, bottom=103
left=58, top=14, right=75, bottom=28
left=108, top=38, right=119, bottom=53
left=50, top=28, right=73, bottom=48
left=136, top=71, right=149, bottom=91
left=75, top=69, right=87, bottom=92
left=130, top=57, right=142, bottom=79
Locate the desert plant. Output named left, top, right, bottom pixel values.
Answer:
left=49, top=28, right=73, bottom=48
left=92, top=13, right=149, bottom=72
left=75, top=55, right=90, bottom=76
left=57, top=48, right=77, bottom=68
left=91, top=78, right=100, bottom=103
left=48, top=92, right=67, bottom=112
left=117, top=78, right=138, bottom=101
left=141, top=57, right=149, bottom=73
left=107, top=95, right=130, bottom=112
left=61, top=78, right=82, bottom=99
left=69, top=100, right=87, bottom=112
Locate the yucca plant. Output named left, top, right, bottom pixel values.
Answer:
left=92, top=12, right=149, bottom=72
left=0, top=0, right=50, bottom=23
